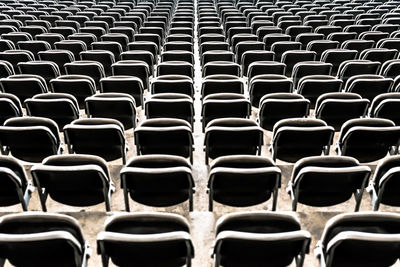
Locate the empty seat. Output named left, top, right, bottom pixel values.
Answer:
left=249, top=74, right=293, bottom=107
left=111, top=60, right=150, bottom=90
left=100, top=76, right=144, bottom=108
left=281, top=50, right=316, bottom=76
left=292, top=61, right=332, bottom=88
left=80, top=50, right=115, bottom=77
left=120, top=155, right=195, bottom=211
left=360, top=48, right=398, bottom=65
left=0, top=93, right=22, bottom=125
left=337, top=118, right=400, bottom=163
left=157, top=61, right=194, bottom=79
left=201, top=74, right=244, bottom=98
left=271, top=118, right=334, bottom=162
left=315, top=212, right=400, bottom=267
left=315, top=92, right=370, bottom=131
left=17, top=40, right=51, bottom=60
left=321, top=49, right=358, bottom=75
left=0, top=60, right=14, bottom=78
left=85, top=93, right=137, bottom=131
left=64, top=60, right=105, bottom=88
left=0, top=212, right=90, bottom=267
left=134, top=118, right=194, bottom=163
left=344, top=74, right=393, bottom=101
left=0, top=74, right=48, bottom=103
left=306, top=40, right=339, bottom=61
left=0, top=117, right=61, bottom=163
left=18, top=61, right=60, bottom=85
left=259, top=93, right=310, bottom=131
left=203, top=61, right=240, bottom=77
left=64, top=118, right=127, bottom=164
left=288, top=156, right=371, bottom=211
left=208, top=155, right=281, bottom=211
left=0, top=156, right=33, bottom=211
left=97, top=212, right=194, bottom=267
left=38, top=50, right=74, bottom=75
left=213, top=211, right=311, bottom=267
left=25, top=93, right=80, bottom=130
left=50, top=75, right=96, bottom=109
left=370, top=93, right=400, bottom=125
left=204, top=118, right=263, bottom=164
left=202, top=93, right=251, bottom=131
left=31, top=154, right=114, bottom=211
left=151, top=75, right=194, bottom=98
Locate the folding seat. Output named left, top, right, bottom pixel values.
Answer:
left=134, top=118, right=194, bottom=163
left=199, top=26, right=224, bottom=36
left=39, top=15, right=63, bottom=27
left=0, top=117, right=61, bottom=162
left=1, top=32, right=32, bottom=47
left=132, top=33, right=161, bottom=52
left=0, top=93, right=22, bottom=125
left=287, top=155, right=371, bottom=211
left=234, top=40, right=265, bottom=64
left=199, top=41, right=229, bottom=55
left=68, top=32, right=97, bottom=49
left=0, top=212, right=90, bottom=266
left=163, top=41, right=194, bottom=54
left=18, top=61, right=60, bottom=86
left=121, top=154, right=195, bottom=212
left=213, top=211, right=311, bottom=267
left=359, top=48, right=398, bottom=65
left=201, top=93, right=251, bottom=131
left=271, top=118, right=335, bottom=162
left=91, top=41, right=123, bottom=62
left=100, top=76, right=144, bottom=108
left=337, top=118, right=400, bottom=162
left=241, top=50, right=275, bottom=76
left=97, top=212, right=194, bottom=267
left=377, top=38, right=400, bottom=51
left=204, top=118, right=263, bottom=164
left=110, top=26, right=135, bottom=42
left=306, top=40, right=339, bottom=61
left=25, top=93, right=79, bottom=130
left=340, top=39, right=375, bottom=57
left=292, top=61, right=332, bottom=88
left=145, top=93, right=194, bottom=127
left=258, top=93, right=310, bottom=131
left=80, top=26, right=106, bottom=40
left=64, top=60, right=105, bottom=88
left=167, top=33, right=194, bottom=43
left=370, top=93, right=400, bottom=126
left=0, top=60, right=14, bottom=78
left=17, top=40, right=51, bottom=60
left=139, top=27, right=165, bottom=44
left=64, top=118, right=127, bottom=164
left=34, top=33, right=64, bottom=49
left=314, top=25, right=342, bottom=37
left=380, top=59, right=400, bottom=80
left=285, top=25, right=313, bottom=42
left=112, top=60, right=150, bottom=90
left=121, top=50, right=155, bottom=74
left=320, top=49, right=358, bottom=76
left=344, top=74, right=393, bottom=101
left=227, top=27, right=252, bottom=43
left=56, top=19, right=81, bottom=31
left=330, top=19, right=355, bottom=29
left=52, top=40, right=86, bottom=60
left=80, top=50, right=115, bottom=77
left=100, top=33, right=129, bottom=52
left=31, top=154, right=114, bottom=211
left=360, top=31, right=389, bottom=44
left=231, top=34, right=258, bottom=50
left=0, top=74, right=48, bottom=103
left=201, top=50, right=234, bottom=67
left=49, top=26, right=77, bottom=39
left=327, top=32, right=357, bottom=46
left=208, top=155, right=281, bottom=211
left=201, top=74, right=244, bottom=99
left=50, top=75, right=96, bottom=109
left=0, top=40, right=16, bottom=53
left=247, top=72, right=291, bottom=106
left=314, top=91, right=370, bottom=130
left=315, top=212, right=400, bottom=267
left=202, top=61, right=240, bottom=77
left=262, top=33, right=290, bottom=51
left=295, top=33, right=324, bottom=49
left=281, top=50, right=316, bottom=77
left=343, top=24, right=371, bottom=37
left=271, top=41, right=301, bottom=62
left=157, top=61, right=194, bottom=79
